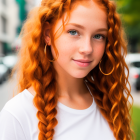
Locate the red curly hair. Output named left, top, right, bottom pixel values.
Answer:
left=15, top=0, right=134, bottom=140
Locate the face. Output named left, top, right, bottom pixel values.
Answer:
left=49, top=1, right=108, bottom=78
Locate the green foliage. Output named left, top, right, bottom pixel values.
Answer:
left=117, top=0, right=140, bottom=38
left=131, top=106, right=140, bottom=140
left=116, top=0, right=140, bottom=52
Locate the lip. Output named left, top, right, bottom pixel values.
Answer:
left=73, top=59, right=92, bottom=63
left=73, top=59, right=92, bottom=67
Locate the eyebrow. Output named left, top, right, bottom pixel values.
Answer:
left=66, top=23, right=108, bottom=32
left=67, top=23, right=85, bottom=29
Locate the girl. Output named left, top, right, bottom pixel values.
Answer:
left=0, top=0, right=133, bottom=140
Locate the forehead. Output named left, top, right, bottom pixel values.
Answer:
left=54, top=0, right=108, bottom=34
left=70, top=1, right=107, bottom=26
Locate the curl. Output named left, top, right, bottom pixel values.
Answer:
left=86, top=0, right=134, bottom=140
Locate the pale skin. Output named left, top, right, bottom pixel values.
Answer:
left=28, top=0, right=108, bottom=110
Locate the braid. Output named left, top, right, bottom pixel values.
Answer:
left=16, top=1, right=67, bottom=139
left=32, top=2, right=65, bottom=140
left=33, top=66, right=58, bottom=140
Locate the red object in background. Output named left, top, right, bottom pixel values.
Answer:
left=133, top=74, right=139, bottom=79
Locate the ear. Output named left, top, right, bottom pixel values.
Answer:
left=43, top=22, right=51, bottom=46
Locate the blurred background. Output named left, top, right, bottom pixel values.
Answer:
left=0, top=0, right=140, bottom=139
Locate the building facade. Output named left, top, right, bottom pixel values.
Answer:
left=25, top=0, right=36, bottom=12
left=0, top=0, right=19, bottom=55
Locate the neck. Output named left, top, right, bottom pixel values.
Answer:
left=56, top=72, right=88, bottom=100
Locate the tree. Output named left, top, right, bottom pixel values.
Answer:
left=117, top=0, right=140, bottom=52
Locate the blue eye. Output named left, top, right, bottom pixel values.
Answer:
left=94, top=34, right=104, bottom=39
left=68, top=30, right=78, bottom=36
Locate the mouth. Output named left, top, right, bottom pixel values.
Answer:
left=72, top=59, right=92, bottom=67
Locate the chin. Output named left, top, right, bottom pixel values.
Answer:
left=70, top=71, right=89, bottom=79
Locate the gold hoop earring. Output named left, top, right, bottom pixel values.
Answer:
left=44, top=44, right=59, bottom=62
left=99, top=60, right=114, bottom=75
left=44, top=44, right=47, bottom=55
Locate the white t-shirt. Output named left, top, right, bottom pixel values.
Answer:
left=0, top=89, right=115, bottom=140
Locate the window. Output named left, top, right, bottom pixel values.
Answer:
left=131, top=62, right=140, bottom=68
left=2, top=0, right=6, bottom=5
left=1, top=16, right=7, bottom=34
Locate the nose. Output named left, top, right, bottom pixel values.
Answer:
left=79, top=38, right=93, bottom=55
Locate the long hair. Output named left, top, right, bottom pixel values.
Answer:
left=15, top=0, right=134, bottom=140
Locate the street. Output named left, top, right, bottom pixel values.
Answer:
left=0, top=75, right=140, bottom=111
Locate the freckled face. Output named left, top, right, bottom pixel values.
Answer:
left=51, top=1, right=108, bottom=78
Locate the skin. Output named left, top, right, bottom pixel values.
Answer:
left=29, top=0, right=108, bottom=110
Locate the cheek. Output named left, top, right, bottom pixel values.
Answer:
left=50, top=45, right=70, bottom=65
left=51, top=35, right=76, bottom=60
left=94, top=43, right=106, bottom=59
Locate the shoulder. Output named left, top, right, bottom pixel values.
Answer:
left=2, top=89, right=37, bottom=123
left=0, top=89, right=39, bottom=140
left=0, top=109, right=27, bottom=140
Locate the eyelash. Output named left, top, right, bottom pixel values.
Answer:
left=68, top=30, right=79, bottom=36
left=94, top=34, right=105, bottom=40
left=68, top=29, right=106, bottom=40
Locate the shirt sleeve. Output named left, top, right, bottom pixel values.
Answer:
left=0, top=109, right=27, bottom=140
